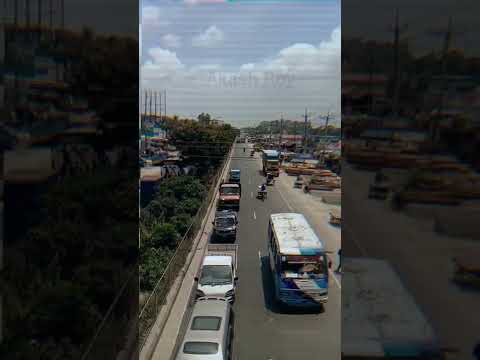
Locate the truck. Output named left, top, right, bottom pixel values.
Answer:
left=262, top=149, right=280, bottom=176
left=342, top=257, right=443, bottom=359
left=212, top=210, right=238, bottom=242
left=195, top=244, right=238, bottom=303
left=218, top=183, right=241, bottom=210
left=228, top=169, right=241, bottom=183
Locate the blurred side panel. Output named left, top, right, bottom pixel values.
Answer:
left=0, top=1, right=139, bottom=359
left=342, top=0, right=480, bottom=359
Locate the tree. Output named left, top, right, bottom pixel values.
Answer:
left=150, top=223, right=179, bottom=249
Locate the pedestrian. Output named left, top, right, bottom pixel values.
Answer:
left=243, top=147, right=246, bottom=152
left=336, top=248, right=342, bottom=273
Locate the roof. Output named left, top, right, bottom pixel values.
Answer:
left=342, top=258, right=439, bottom=357
left=182, top=299, right=229, bottom=345
left=203, top=256, right=233, bottom=266
left=270, top=213, right=324, bottom=255
left=262, top=149, right=279, bottom=156
left=221, top=183, right=240, bottom=188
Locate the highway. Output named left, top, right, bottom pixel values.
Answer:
left=223, top=143, right=341, bottom=360
left=342, top=162, right=480, bottom=358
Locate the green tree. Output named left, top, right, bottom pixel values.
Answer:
left=150, top=223, right=179, bottom=249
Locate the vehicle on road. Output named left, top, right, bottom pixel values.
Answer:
left=262, top=149, right=280, bottom=176
left=266, top=172, right=275, bottom=185
left=195, top=244, right=238, bottom=302
left=218, top=183, right=241, bottom=210
left=268, top=213, right=330, bottom=308
left=212, top=210, right=238, bottom=242
left=257, top=185, right=267, bottom=200
left=250, top=150, right=255, bottom=157
left=294, top=175, right=305, bottom=188
left=228, top=169, right=241, bottom=183
left=175, top=298, right=234, bottom=360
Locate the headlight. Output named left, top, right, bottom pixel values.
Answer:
left=196, top=289, right=205, bottom=297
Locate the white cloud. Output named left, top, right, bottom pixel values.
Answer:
left=192, top=25, right=225, bottom=48
left=142, top=27, right=341, bottom=126
left=142, top=5, right=169, bottom=27
left=142, top=48, right=185, bottom=82
left=161, top=34, right=182, bottom=48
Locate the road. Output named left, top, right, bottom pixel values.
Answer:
left=225, top=143, right=341, bottom=360
left=342, top=162, right=480, bottom=358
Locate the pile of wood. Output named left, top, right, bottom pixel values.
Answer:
left=305, top=171, right=341, bottom=191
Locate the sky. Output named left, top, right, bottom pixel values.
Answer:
left=140, top=0, right=341, bottom=128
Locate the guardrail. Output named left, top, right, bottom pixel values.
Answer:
left=138, top=145, right=232, bottom=349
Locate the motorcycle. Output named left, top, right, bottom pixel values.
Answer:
left=266, top=173, right=275, bottom=185
left=257, top=186, right=267, bottom=200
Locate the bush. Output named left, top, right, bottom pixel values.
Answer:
left=140, top=247, right=174, bottom=292
left=150, top=223, right=179, bottom=249
left=170, top=213, right=193, bottom=236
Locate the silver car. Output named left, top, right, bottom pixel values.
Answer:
left=175, top=298, right=234, bottom=360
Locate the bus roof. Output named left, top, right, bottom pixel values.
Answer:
left=262, top=149, right=279, bottom=156
left=270, top=213, right=324, bottom=255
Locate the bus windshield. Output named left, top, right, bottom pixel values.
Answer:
left=280, top=257, right=326, bottom=278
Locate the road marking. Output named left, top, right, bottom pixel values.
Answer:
left=329, top=269, right=341, bottom=289
left=277, top=183, right=294, bottom=211
left=251, top=191, right=253, bottom=198
left=249, top=178, right=251, bottom=185
left=258, top=250, right=262, bottom=264
left=253, top=211, right=256, bottom=220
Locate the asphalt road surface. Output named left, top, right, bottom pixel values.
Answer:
left=224, top=143, right=341, bottom=360
left=342, top=162, right=480, bottom=359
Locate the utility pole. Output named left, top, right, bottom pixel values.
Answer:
left=279, top=114, right=284, bottom=149
left=435, top=16, right=453, bottom=142
left=144, top=90, right=148, bottom=124
left=303, top=108, right=308, bottom=150
left=154, top=90, right=157, bottom=123
left=390, top=8, right=408, bottom=118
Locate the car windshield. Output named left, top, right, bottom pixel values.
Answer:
left=191, top=316, right=222, bottom=331
left=183, top=342, right=219, bottom=355
left=281, top=259, right=326, bottom=278
left=200, top=265, right=232, bottom=285
left=220, top=187, right=239, bottom=195
left=216, top=217, right=235, bottom=227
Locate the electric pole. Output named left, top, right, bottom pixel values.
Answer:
left=154, top=90, right=157, bottom=122
left=303, top=108, right=308, bottom=150
left=389, top=8, right=408, bottom=118
left=279, top=114, right=284, bottom=149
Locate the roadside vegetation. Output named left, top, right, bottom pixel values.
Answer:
left=140, top=116, right=237, bottom=294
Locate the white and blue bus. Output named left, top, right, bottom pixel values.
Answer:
left=268, top=213, right=330, bottom=307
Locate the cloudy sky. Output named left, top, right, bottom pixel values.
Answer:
left=141, top=0, right=341, bottom=128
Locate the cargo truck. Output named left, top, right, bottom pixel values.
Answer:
left=195, top=244, right=238, bottom=303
